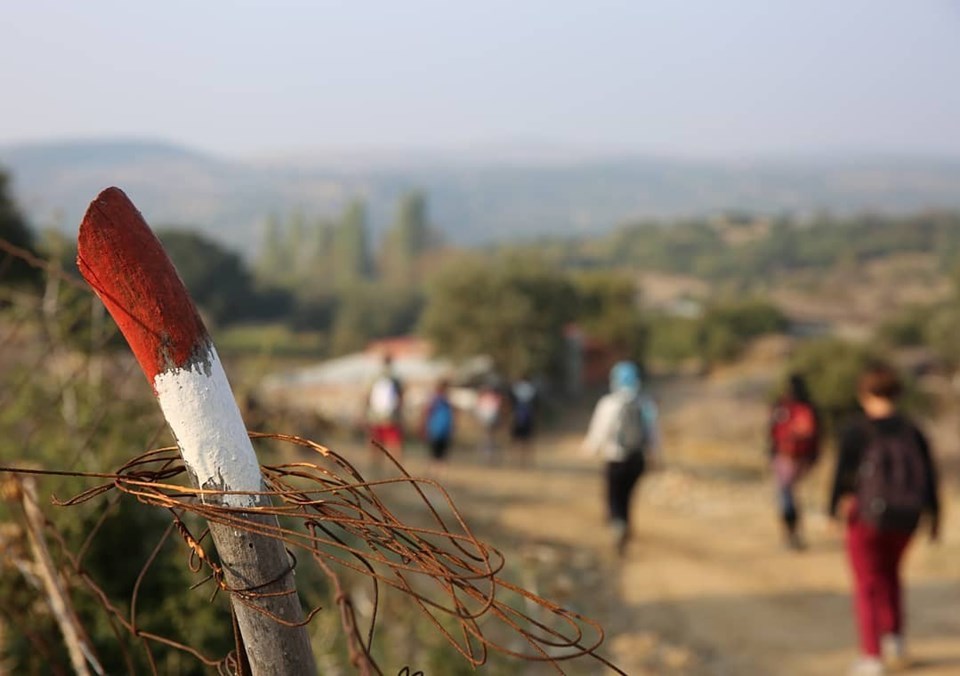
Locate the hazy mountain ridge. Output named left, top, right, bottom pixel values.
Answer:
left=3, top=139, right=960, bottom=257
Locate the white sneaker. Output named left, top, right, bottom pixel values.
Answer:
left=849, top=656, right=885, bottom=675
left=881, top=634, right=908, bottom=670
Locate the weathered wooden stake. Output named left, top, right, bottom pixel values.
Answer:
left=77, top=187, right=316, bottom=674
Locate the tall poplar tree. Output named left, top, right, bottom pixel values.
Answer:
left=333, top=199, right=370, bottom=287
left=379, top=191, right=437, bottom=286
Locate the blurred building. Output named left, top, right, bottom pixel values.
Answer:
left=563, top=324, right=623, bottom=395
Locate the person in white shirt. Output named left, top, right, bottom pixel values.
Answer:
left=582, top=360, right=661, bottom=555
left=365, top=354, right=405, bottom=463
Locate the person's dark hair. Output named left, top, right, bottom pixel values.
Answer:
left=858, top=361, right=902, bottom=401
left=786, top=373, right=811, bottom=403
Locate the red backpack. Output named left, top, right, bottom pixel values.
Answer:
left=771, top=400, right=819, bottom=458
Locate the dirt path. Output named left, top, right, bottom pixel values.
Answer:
left=419, top=440, right=960, bottom=675
left=396, top=408, right=960, bottom=675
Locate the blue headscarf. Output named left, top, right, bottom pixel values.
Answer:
left=610, top=360, right=641, bottom=393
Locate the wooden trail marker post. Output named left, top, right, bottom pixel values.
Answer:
left=77, top=187, right=317, bottom=674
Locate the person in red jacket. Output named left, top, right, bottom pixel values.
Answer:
left=769, top=373, right=821, bottom=550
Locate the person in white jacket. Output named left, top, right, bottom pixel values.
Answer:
left=582, top=360, right=661, bottom=555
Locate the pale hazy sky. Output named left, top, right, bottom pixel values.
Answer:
left=3, top=0, right=959, bottom=158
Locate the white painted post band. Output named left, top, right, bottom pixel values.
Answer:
left=153, top=343, right=263, bottom=507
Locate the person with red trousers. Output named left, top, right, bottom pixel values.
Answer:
left=829, top=361, right=940, bottom=675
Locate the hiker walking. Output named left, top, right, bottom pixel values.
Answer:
left=582, top=361, right=660, bottom=556
left=474, top=380, right=504, bottom=462
left=422, top=378, right=455, bottom=475
left=829, top=361, right=940, bottom=675
left=768, top=373, right=821, bottom=550
left=365, top=353, right=405, bottom=462
left=509, top=374, right=538, bottom=462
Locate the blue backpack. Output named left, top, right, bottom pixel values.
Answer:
left=426, top=398, right=453, bottom=441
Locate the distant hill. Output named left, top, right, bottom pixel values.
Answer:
left=3, top=139, right=960, bottom=257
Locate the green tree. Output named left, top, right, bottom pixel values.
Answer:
left=156, top=228, right=258, bottom=325
left=890, top=263, right=960, bottom=372
left=286, top=209, right=311, bottom=283
left=329, top=283, right=422, bottom=355
left=646, top=314, right=702, bottom=366
left=0, top=169, right=40, bottom=285
left=571, top=271, right=646, bottom=363
left=420, top=255, right=576, bottom=379
left=698, top=299, right=788, bottom=367
left=379, top=191, right=439, bottom=286
left=876, top=304, right=936, bottom=349
left=255, top=214, right=286, bottom=285
left=924, top=305, right=960, bottom=371
left=787, top=337, right=880, bottom=421
left=332, top=199, right=371, bottom=287
left=313, top=218, right=336, bottom=285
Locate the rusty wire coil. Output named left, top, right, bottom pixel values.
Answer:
left=8, top=433, right=623, bottom=675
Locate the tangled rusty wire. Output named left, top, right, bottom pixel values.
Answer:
left=5, top=434, right=624, bottom=675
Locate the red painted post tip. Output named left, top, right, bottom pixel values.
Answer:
left=77, top=187, right=209, bottom=384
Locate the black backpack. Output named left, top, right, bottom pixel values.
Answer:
left=856, top=420, right=929, bottom=531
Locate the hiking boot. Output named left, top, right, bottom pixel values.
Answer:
left=849, top=656, right=885, bottom=675
left=788, top=532, right=807, bottom=551
left=881, top=634, right=908, bottom=671
left=781, top=530, right=806, bottom=551
left=611, top=520, right=629, bottom=557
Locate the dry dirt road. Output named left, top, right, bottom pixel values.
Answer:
left=394, top=384, right=960, bottom=676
